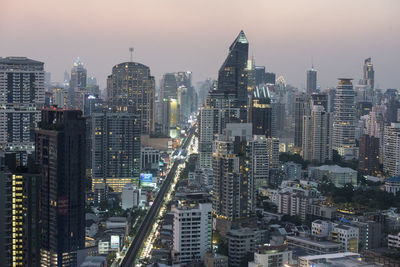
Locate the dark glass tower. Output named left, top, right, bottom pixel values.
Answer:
left=35, top=108, right=86, bottom=267
left=217, top=30, right=249, bottom=104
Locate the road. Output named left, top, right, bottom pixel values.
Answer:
left=120, top=126, right=195, bottom=267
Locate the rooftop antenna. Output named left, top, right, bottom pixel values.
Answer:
left=129, top=47, right=134, bottom=62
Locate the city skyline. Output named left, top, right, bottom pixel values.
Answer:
left=1, top=0, right=399, bottom=90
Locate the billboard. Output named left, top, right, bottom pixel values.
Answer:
left=110, top=235, right=119, bottom=249
left=140, top=173, right=154, bottom=187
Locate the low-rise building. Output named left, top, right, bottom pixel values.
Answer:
left=308, top=165, right=357, bottom=187
left=286, top=235, right=342, bottom=255
left=388, top=232, right=400, bottom=249
left=385, top=176, right=400, bottom=196
left=204, top=252, right=229, bottom=267
left=248, top=245, right=293, bottom=267
left=298, top=252, right=379, bottom=267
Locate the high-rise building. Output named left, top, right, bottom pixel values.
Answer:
left=306, top=66, right=317, bottom=94
left=35, top=108, right=86, bottom=266
left=107, top=61, right=155, bottom=134
left=212, top=123, right=253, bottom=222
left=172, top=197, right=212, bottom=264
left=249, top=87, right=272, bottom=137
left=294, top=93, right=310, bottom=148
left=302, top=105, right=332, bottom=163
left=332, top=79, right=358, bottom=159
left=217, top=30, right=248, bottom=105
left=0, top=153, right=41, bottom=267
left=69, top=58, right=87, bottom=109
left=89, top=111, right=141, bottom=191
left=383, top=123, right=400, bottom=177
left=160, top=73, right=178, bottom=100
left=363, top=58, right=374, bottom=89
left=359, top=134, right=380, bottom=175
left=0, top=57, right=45, bottom=165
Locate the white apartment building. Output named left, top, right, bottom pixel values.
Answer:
left=312, top=220, right=359, bottom=252
left=172, top=200, right=212, bottom=264
left=121, top=184, right=140, bottom=210
left=383, top=123, right=400, bottom=177
left=248, top=245, right=293, bottom=267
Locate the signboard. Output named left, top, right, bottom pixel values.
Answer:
left=140, top=173, right=153, bottom=183
left=110, top=235, right=119, bottom=249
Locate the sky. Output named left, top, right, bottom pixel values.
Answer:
left=1, top=0, right=399, bottom=91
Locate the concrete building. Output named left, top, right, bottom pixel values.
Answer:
left=107, top=61, right=155, bottom=134
left=298, top=252, right=377, bottom=267
left=89, top=111, right=141, bottom=191
left=385, top=176, right=400, bottom=196
left=248, top=245, right=293, bottom=267
left=312, top=220, right=359, bottom=252
left=359, top=134, right=380, bottom=175
left=383, top=123, right=400, bottom=176
left=294, top=93, right=310, bottom=148
left=333, top=78, right=358, bottom=159
left=286, top=235, right=342, bottom=255
left=172, top=199, right=212, bottom=264
left=388, top=232, right=400, bottom=249
left=204, top=252, right=228, bottom=267
left=308, top=165, right=357, bottom=187
left=282, top=161, right=302, bottom=180
left=121, top=184, right=140, bottom=210
left=0, top=57, right=44, bottom=165
left=302, top=105, right=332, bottom=163
left=227, top=228, right=256, bottom=267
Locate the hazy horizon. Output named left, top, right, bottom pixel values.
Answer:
left=1, top=0, right=399, bottom=90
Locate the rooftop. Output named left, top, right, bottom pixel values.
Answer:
left=386, top=176, right=400, bottom=183
left=314, top=165, right=357, bottom=173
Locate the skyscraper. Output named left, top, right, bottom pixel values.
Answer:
left=36, top=108, right=86, bottom=266
left=0, top=153, right=41, bottom=267
left=306, top=65, right=317, bottom=94
left=333, top=78, right=357, bottom=159
left=69, top=58, right=87, bottom=109
left=363, top=58, right=374, bottom=89
left=217, top=30, right=249, bottom=104
left=359, top=134, right=380, bottom=175
left=212, top=124, right=253, bottom=223
left=160, top=73, right=178, bottom=100
left=107, top=61, right=155, bottom=134
left=0, top=57, right=45, bottom=165
left=249, top=86, right=272, bottom=137
left=294, top=93, right=310, bottom=148
left=302, top=105, right=332, bottom=163
left=89, top=111, right=141, bottom=191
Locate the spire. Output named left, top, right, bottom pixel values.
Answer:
left=229, top=30, right=248, bottom=50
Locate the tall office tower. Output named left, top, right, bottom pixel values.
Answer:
left=383, top=123, right=400, bottom=177
left=177, top=85, right=190, bottom=123
left=363, top=58, right=374, bottom=89
left=246, top=58, right=256, bottom=92
left=306, top=65, right=317, bottom=94
left=302, top=105, right=332, bottom=163
left=69, top=58, right=87, bottom=109
left=359, top=134, right=380, bottom=175
left=0, top=57, right=44, bottom=165
left=171, top=196, right=212, bottom=264
left=0, top=153, right=41, bottom=267
left=255, top=66, right=266, bottom=86
left=333, top=79, right=358, bottom=159
left=249, top=86, right=272, bottom=137
left=217, top=30, right=248, bottom=105
left=294, top=93, right=310, bottom=148
left=169, top=98, right=179, bottom=138
left=157, top=98, right=171, bottom=136
left=271, top=102, right=285, bottom=133
left=212, top=124, right=253, bottom=222
left=160, top=73, right=178, bottom=99
left=175, top=71, right=196, bottom=114
left=107, top=61, right=155, bottom=134
left=89, top=111, right=141, bottom=191
left=265, top=72, right=276, bottom=84
left=36, top=108, right=86, bottom=267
